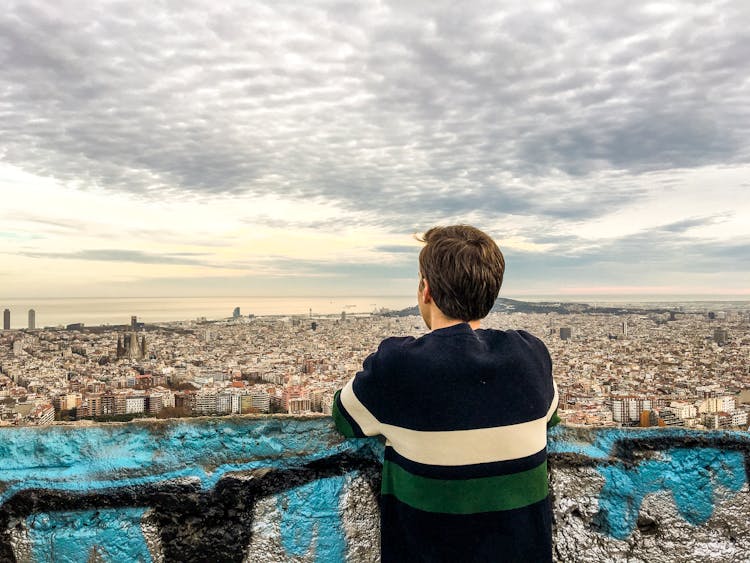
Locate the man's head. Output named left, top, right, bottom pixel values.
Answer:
left=417, top=225, right=505, bottom=325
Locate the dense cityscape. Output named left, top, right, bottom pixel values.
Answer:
left=1, top=302, right=749, bottom=430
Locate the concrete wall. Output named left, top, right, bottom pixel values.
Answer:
left=549, top=426, right=750, bottom=562
left=0, top=418, right=748, bottom=562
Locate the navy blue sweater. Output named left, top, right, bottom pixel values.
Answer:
left=333, top=323, right=559, bottom=562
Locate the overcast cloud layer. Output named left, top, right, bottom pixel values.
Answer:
left=1, top=0, right=749, bottom=298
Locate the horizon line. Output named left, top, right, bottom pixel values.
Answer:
left=2, top=293, right=750, bottom=302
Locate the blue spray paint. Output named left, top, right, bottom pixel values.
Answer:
left=0, top=418, right=382, bottom=503
left=4, top=419, right=749, bottom=560
left=27, top=508, right=152, bottom=563
left=595, top=447, right=747, bottom=539
left=278, top=475, right=348, bottom=562
left=547, top=426, right=610, bottom=459
left=549, top=427, right=750, bottom=461
left=0, top=418, right=384, bottom=562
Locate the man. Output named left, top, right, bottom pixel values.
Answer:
left=333, top=225, right=559, bottom=562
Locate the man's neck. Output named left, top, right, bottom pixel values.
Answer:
left=430, top=316, right=481, bottom=331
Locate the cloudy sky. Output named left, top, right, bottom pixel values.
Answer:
left=1, top=0, right=749, bottom=299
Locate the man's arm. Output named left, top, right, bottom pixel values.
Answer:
left=332, top=388, right=365, bottom=438
left=332, top=352, right=384, bottom=438
left=546, top=373, right=561, bottom=429
left=547, top=405, right=561, bottom=428
left=519, top=329, right=561, bottom=429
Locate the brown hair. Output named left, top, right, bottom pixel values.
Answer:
left=417, top=225, right=505, bottom=321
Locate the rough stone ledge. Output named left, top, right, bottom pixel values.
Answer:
left=0, top=419, right=748, bottom=562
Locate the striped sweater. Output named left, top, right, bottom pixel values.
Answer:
left=333, top=323, right=559, bottom=562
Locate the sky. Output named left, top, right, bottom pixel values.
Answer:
left=1, top=0, right=749, bottom=299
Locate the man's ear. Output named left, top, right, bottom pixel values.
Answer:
left=421, top=279, right=432, bottom=303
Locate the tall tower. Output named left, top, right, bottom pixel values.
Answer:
left=28, top=309, right=36, bottom=330
left=714, top=328, right=728, bottom=346
left=3, top=309, right=9, bottom=330
left=129, top=332, right=140, bottom=360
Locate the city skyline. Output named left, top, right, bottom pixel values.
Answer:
left=1, top=307, right=748, bottom=429
left=1, top=1, right=749, bottom=298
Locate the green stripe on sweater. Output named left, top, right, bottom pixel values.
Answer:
left=332, top=390, right=357, bottom=438
left=382, top=459, right=548, bottom=514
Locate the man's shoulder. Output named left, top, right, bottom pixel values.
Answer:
left=378, top=335, right=416, bottom=349
left=478, top=328, right=551, bottom=365
left=374, top=327, right=550, bottom=366
left=368, top=335, right=417, bottom=365
left=478, top=327, right=546, bottom=347
left=511, top=328, right=548, bottom=348
left=372, top=335, right=415, bottom=358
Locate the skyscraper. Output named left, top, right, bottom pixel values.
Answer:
left=714, top=328, right=728, bottom=346
left=28, top=309, right=35, bottom=330
left=3, top=309, right=9, bottom=330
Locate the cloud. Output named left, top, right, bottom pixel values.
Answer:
left=656, top=215, right=728, bottom=233
left=251, top=255, right=414, bottom=278
left=18, top=249, right=211, bottom=266
left=12, top=248, right=414, bottom=279
left=1, top=214, right=80, bottom=232
left=2, top=1, right=749, bottom=296
left=1, top=0, right=748, bottom=229
left=503, top=222, right=750, bottom=291
left=373, top=245, right=419, bottom=254
left=0, top=231, right=42, bottom=241
left=583, top=230, right=750, bottom=275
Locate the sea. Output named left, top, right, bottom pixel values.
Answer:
left=0, top=295, right=748, bottom=329
left=0, top=296, right=416, bottom=329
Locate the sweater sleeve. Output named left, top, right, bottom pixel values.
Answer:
left=542, top=344, right=560, bottom=428
left=332, top=351, right=383, bottom=438
left=517, top=330, right=560, bottom=428
left=547, top=382, right=561, bottom=428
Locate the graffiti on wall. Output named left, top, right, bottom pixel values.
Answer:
left=0, top=418, right=382, bottom=562
left=549, top=427, right=750, bottom=540
left=2, top=420, right=750, bottom=562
